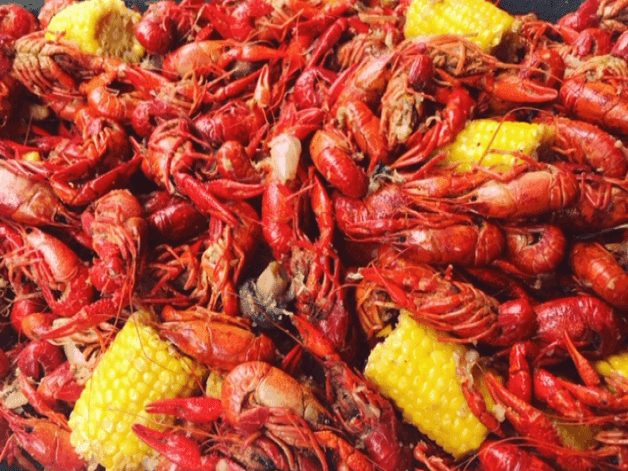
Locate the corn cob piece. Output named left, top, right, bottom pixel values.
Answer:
left=404, top=0, right=516, bottom=51
left=69, top=312, right=205, bottom=471
left=441, top=119, right=553, bottom=172
left=365, top=311, right=491, bottom=458
left=46, top=0, right=144, bottom=62
left=596, top=350, right=628, bottom=379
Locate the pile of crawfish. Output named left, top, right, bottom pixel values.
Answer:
left=5, top=0, right=628, bottom=469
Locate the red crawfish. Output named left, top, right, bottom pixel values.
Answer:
left=12, top=32, right=127, bottom=121
left=569, top=240, right=628, bottom=310
left=0, top=5, right=39, bottom=40
left=557, top=0, right=600, bottom=31
left=160, top=39, right=286, bottom=80
left=1, top=224, right=136, bottom=340
left=0, top=406, right=86, bottom=471
left=522, top=334, right=628, bottom=425
left=498, top=224, right=567, bottom=276
left=138, top=117, right=264, bottom=226
left=142, top=199, right=260, bottom=315
left=158, top=305, right=276, bottom=372
left=0, top=223, right=93, bottom=321
left=463, top=340, right=625, bottom=471
left=309, top=123, right=370, bottom=199
left=141, top=191, right=208, bottom=243
left=80, top=189, right=148, bottom=304
left=45, top=109, right=141, bottom=207
left=379, top=51, right=433, bottom=150
left=262, top=170, right=355, bottom=356
left=552, top=175, right=628, bottom=231
left=290, top=315, right=413, bottom=471
left=357, top=247, right=624, bottom=359
left=134, top=0, right=201, bottom=55
left=559, top=73, right=628, bottom=136
left=333, top=182, right=505, bottom=267
left=137, top=361, right=377, bottom=471
left=0, top=159, right=75, bottom=226
left=133, top=423, right=326, bottom=471
left=198, top=199, right=261, bottom=316
left=477, top=440, right=557, bottom=471
left=447, top=164, right=580, bottom=220
left=542, top=115, right=628, bottom=178
left=390, top=86, right=476, bottom=173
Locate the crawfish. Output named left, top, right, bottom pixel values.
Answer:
left=0, top=224, right=94, bottom=321
left=0, top=407, right=86, bottom=471
left=334, top=182, right=505, bottom=267
left=499, top=224, right=567, bottom=276
left=358, top=247, right=624, bottom=359
left=560, top=74, right=628, bottom=135
left=199, top=199, right=261, bottom=316
left=0, top=158, right=75, bottom=227
left=309, top=124, right=369, bottom=199
left=141, top=191, right=208, bottom=243
left=140, top=117, right=260, bottom=225
left=543, top=115, right=628, bottom=178
left=161, top=39, right=286, bottom=80
left=12, top=32, right=126, bottom=121
left=262, top=171, right=355, bottom=355
left=80, top=189, right=148, bottom=305
left=569, top=240, right=628, bottom=310
left=552, top=175, right=628, bottom=231
left=134, top=423, right=326, bottom=471
left=450, top=164, right=580, bottom=219
left=290, top=315, right=412, bottom=471
left=158, top=305, right=276, bottom=372
left=134, top=0, right=199, bottom=55
left=46, top=109, right=140, bottom=207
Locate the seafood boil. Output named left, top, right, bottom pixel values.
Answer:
left=5, top=0, right=628, bottom=470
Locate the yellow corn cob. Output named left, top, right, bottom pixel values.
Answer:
left=69, top=312, right=205, bottom=471
left=46, top=0, right=144, bottom=62
left=365, top=311, right=491, bottom=458
left=441, top=119, right=553, bottom=172
left=596, top=350, right=628, bottom=379
left=404, top=0, right=516, bottom=51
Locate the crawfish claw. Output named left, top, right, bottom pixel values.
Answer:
left=145, top=396, right=223, bottom=424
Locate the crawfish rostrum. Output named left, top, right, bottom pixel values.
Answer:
left=4, top=0, right=628, bottom=470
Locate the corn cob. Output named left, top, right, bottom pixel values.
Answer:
left=441, top=119, right=553, bottom=172
left=68, top=311, right=205, bottom=471
left=46, top=0, right=144, bottom=62
left=365, top=311, right=491, bottom=458
left=596, top=350, right=628, bottom=379
left=404, top=0, right=516, bottom=51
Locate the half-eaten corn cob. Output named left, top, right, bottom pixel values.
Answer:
left=46, top=0, right=144, bottom=62
left=69, top=311, right=205, bottom=471
left=404, top=0, right=516, bottom=51
left=441, top=119, right=553, bottom=172
left=365, top=311, right=491, bottom=458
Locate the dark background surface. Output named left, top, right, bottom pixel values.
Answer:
left=0, top=0, right=587, bottom=470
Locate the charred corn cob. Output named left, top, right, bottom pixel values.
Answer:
left=68, top=311, right=205, bottom=471
left=404, top=0, right=516, bottom=51
left=365, top=311, right=491, bottom=458
left=441, top=119, right=553, bottom=172
left=46, top=0, right=144, bottom=62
